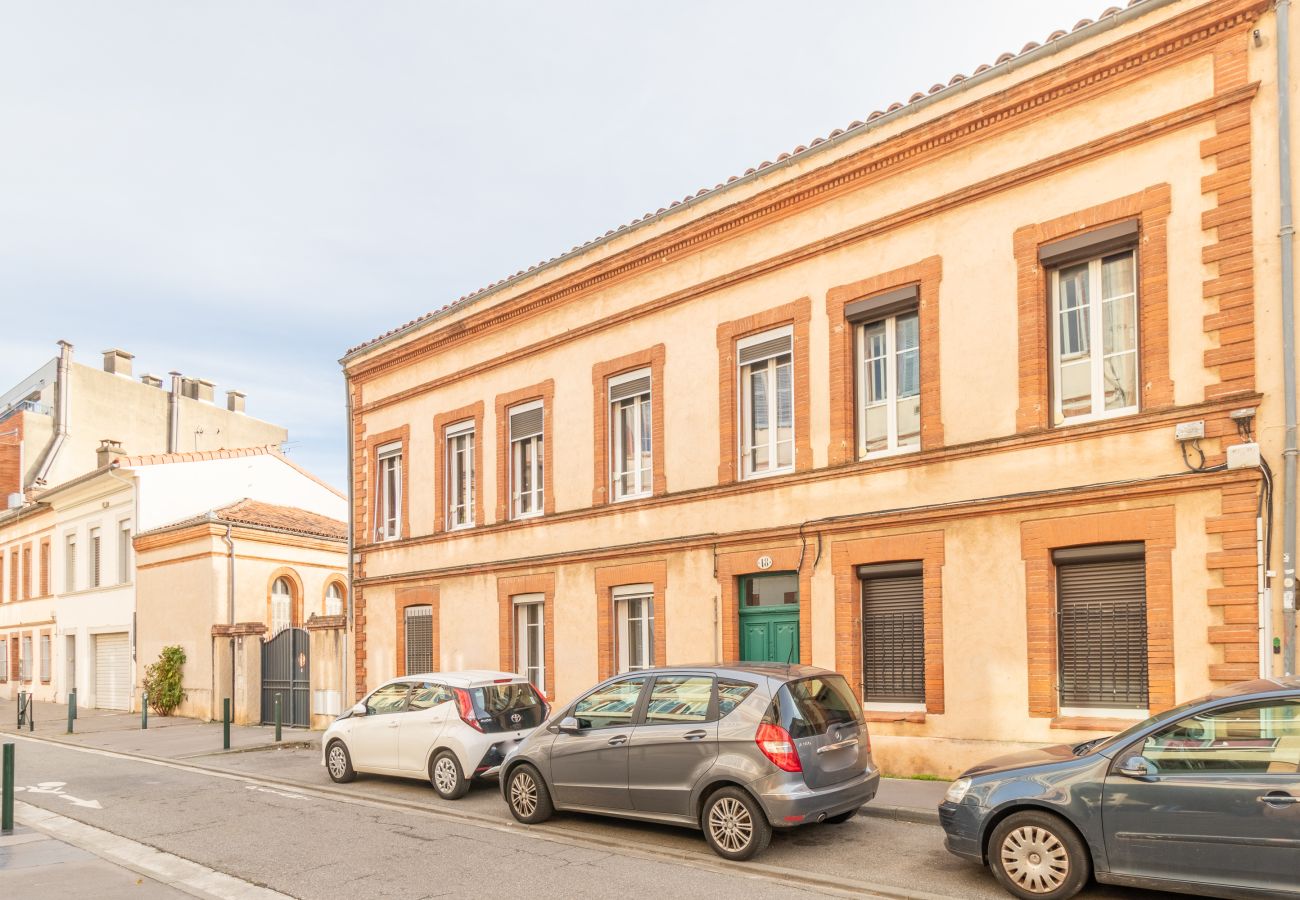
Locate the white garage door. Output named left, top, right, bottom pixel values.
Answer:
left=94, top=633, right=131, bottom=710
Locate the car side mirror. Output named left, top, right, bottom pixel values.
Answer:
left=352, top=703, right=368, bottom=717
left=557, top=716, right=583, bottom=734
left=1117, top=755, right=1156, bottom=778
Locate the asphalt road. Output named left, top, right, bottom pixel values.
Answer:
left=5, top=736, right=1187, bottom=900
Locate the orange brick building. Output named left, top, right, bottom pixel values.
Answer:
left=341, top=0, right=1295, bottom=774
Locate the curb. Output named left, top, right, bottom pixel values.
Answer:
left=859, top=803, right=940, bottom=826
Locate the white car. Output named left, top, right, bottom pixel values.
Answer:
left=322, top=670, right=548, bottom=799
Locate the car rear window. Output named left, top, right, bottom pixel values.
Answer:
left=471, top=683, right=546, bottom=732
left=783, top=675, right=862, bottom=739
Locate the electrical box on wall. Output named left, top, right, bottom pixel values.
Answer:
left=1174, top=420, right=1206, bottom=441
left=1227, top=442, right=1261, bottom=469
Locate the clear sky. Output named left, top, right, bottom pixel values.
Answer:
left=1, top=0, right=1111, bottom=490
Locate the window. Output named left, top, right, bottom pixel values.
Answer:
left=89, top=527, right=101, bottom=588
left=39, top=634, right=50, bottom=682
left=325, top=582, right=344, bottom=616
left=508, top=401, right=544, bottom=519
left=0, top=639, right=7, bottom=683
left=21, top=546, right=31, bottom=600
left=856, top=312, right=920, bottom=457
left=1137, top=700, right=1300, bottom=774
left=118, top=521, right=132, bottom=584
left=1050, top=249, right=1138, bottom=424
left=271, top=577, right=293, bottom=635
left=1055, top=543, right=1148, bottom=710
left=64, top=534, right=76, bottom=593
left=513, top=594, right=545, bottom=689
left=8, top=548, right=16, bottom=601
left=859, top=561, right=925, bottom=705
left=39, top=541, right=49, bottom=596
left=572, top=677, right=645, bottom=730
left=365, top=683, right=410, bottom=715
left=375, top=441, right=403, bottom=541
left=738, top=327, right=794, bottom=478
left=644, top=675, right=713, bottom=725
left=717, top=679, right=756, bottom=716
left=404, top=605, right=434, bottom=674
left=609, top=368, right=652, bottom=501
left=408, top=682, right=452, bottom=711
left=445, top=420, right=476, bottom=529
left=614, top=584, right=654, bottom=673
left=20, top=635, right=32, bottom=682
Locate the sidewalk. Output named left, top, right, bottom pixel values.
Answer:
left=0, top=821, right=183, bottom=899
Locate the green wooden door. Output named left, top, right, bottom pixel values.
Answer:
left=738, top=573, right=800, bottom=663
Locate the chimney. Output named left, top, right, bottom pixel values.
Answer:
left=102, top=349, right=133, bottom=377
left=226, top=390, right=246, bottom=413
left=96, top=439, right=124, bottom=468
left=140, top=374, right=163, bottom=388
left=193, top=379, right=215, bottom=403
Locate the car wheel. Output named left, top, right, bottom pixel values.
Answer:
left=429, top=750, right=470, bottom=800
left=325, top=740, right=355, bottom=784
left=505, top=764, right=554, bottom=824
left=823, top=811, right=857, bottom=825
left=701, top=787, right=771, bottom=861
left=989, top=811, right=1090, bottom=900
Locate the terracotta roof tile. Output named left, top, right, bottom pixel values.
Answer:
left=213, top=498, right=347, bottom=540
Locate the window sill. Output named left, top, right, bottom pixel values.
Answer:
left=859, top=446, right=921, bottom=463
left=740, top=466, right=795, bottom=482
left=1050, top=715, right=1142, bottom=731
left=1052, top=407, right=1140, bottom=429
left=863, top=710, right=927, bottom=724
left=613, top=492, right=653, bottom=503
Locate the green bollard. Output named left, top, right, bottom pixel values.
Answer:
left=2, top=742, right=13, bottom=835
left=141, top=693, right=148, bottom=730
left=71, top=690, right=77, bottom=720
left=15, top=691, right=22, bottom=729
left=66, top=693, right=75, bottom=734
left=274, top=693, right=282, bottom=742
left=223, top=698, right=231, bottom=750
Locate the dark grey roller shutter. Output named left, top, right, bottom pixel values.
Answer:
left=509, top=406, right=544, bottom=441
left=860, top=562, right=924, bottom=703
left=405, top=606, right=434, bottom=675
left=610, top=374, right=651, bottom=402
left=738, top=333, right=792, bottom=366
left=1055, top=545, right=1147, bottom=709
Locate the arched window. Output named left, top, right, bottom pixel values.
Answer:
left=271, top=577, right=293, bottom=635
left=325, top=581, right=344, bottom=616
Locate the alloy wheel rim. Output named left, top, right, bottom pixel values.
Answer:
left=327, top=746, right=346, bottom=778
left=511, top=772, right=538, bottom=817
left=1000, top=825, right=1069, bottom=894
left=434, top=758, right=458, bottom=794
left=707, top=797, right=753, bottom=853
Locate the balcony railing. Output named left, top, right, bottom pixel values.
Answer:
left=0, top=399, right=50, bottom=423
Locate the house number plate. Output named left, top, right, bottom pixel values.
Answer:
left=756, top=555, right=773, bottom=570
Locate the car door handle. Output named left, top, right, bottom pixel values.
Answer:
left=607, top=735, right=628, bottom=746
left=1258, top=792, right=1299, bottom=805
left=816, top=737, right=859, bottom=754
left=682, top=730, right=707, bottom=741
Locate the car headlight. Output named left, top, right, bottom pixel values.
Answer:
left=944, top=777, right=972, bottom=804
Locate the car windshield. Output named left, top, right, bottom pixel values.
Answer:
left=783, top=675, right=862, bottom=739
left=1087, top=694, right=1217, bottom=754
left=470, top=683, right=546, bottom=733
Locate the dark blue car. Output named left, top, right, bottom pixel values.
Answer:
left=939, top=678, right=1300, bottom=900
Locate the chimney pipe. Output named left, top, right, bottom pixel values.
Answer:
left=96, top=439, right=123, bottom=468
left=226, top=391, right=246, bottom=413
left=168, top=372, right=182, bottom=453
left=140, top=374, right=163, bottom=388
left=193, top=379, right=215, bottom=404
left=102, top=349, right=133, bottom=377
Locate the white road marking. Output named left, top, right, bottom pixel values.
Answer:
left=244, top=784, right=308, bottom=801
left=12, top=780, right=102, bottom=808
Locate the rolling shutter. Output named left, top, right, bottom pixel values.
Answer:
left=509, top=405, right=544, bottom=441
left=404, top=606, right=434, bottom=675
left=738, top=333, right=793, bottom=367
left=94, top=632, right=131, bottom=710
left=1054, top=544, right=1147, bottom=708
left=859, top=561, right=924, bottom=703
left=609, top=372, right=651, bottom=402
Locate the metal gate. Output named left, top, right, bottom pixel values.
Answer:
left=262, top=627, right=310, bottom=728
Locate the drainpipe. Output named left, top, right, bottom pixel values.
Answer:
left=1278, top=0, right=1298, bottom=676
left=220, top=519, right=236, bottom=719
left=33, top=341, right=72, bottom=486
left=168, top=372, right=183, bottom=454
left=344, top=374, right=354, bottom=704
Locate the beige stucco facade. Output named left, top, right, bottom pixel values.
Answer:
left=343, top=0, right=1299, bottom=775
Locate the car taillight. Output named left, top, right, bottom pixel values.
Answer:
left=755, top=723, right=802, bottom=772
left=453, top=688, right=484, bottom=733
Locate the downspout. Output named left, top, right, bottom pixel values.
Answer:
left=344, top=374, right=355, bottom=704
left=168, top=372, right=183, bottom=454
left=32, top=340, right=72, bottom=487
left=222, top=521, right=236, bottom=717
left=1278, top=0, right=1298, bottom=676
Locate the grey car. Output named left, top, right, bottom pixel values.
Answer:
left=499, top=663, right=879, bottom=859
left=939, top=677, right=1300, bottom=900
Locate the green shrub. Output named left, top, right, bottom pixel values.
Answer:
left=143, top=645, right=187, bottom=716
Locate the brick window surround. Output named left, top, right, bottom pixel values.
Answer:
left=715, top=545, right=812, bottom=665
left=265, top=567, right=305, bottom=629
left=1020, top=506, right=1176, bottom=720
left=432, top=402, right=485, bottom=533
left=322, top=575, right=348, bottom=619
left=494, top=381, right=556, bottom=523
left=38, top=538, right=50, bottom=597
left=591, top=345, right=667, bottom=506
left=1013, top=184, right=1173, bottom=433
left=594, top=560, right=668, bottom=681
left=716, top=298, right=813, bottom=484
left=826, top=257, right=943, bottom=466
left=394, top=584, right=440, bottom=677
left=365, top=425, right=411, bottom=542
left=8, top=548, right=16, bottom=603
left=21, top=543, right=31, bottom=601
left=496, top=573, right=556, bottom=699
left=832, top=530, right=946, bottom=715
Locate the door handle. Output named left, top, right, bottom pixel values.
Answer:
left=607, top=735, right=628, bottom=746
left=682, top=730, right=707, bottom=740
left=1257, top=792, right=1299, bottom=805
left=817, top=737, right=859, bottom=754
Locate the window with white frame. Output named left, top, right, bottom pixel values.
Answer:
left=64, top=533, right=76, bottom=593
left=20, top=635, right=32, bottom=681
left=513, top=593, right=545, bottom=689
left=271, top=577, right=293, bottom=635
left=614, top=584, right=655, bottom=673
left=509, top=401, right=544, bottom=519
left=445, top=419, right=475, bottom=529
left=40, top=633, right=50, bottom=682
left=375, top=441, right=403, bottom=540
left=853, top=295, right=921, bottom=458
left=0, top=638, right=6, bottom=682
left=1045, top=222, right=1139, bottom=425
left=609, top=368, right=652, bottom=501
left=118, top=520, right=132, bottom=584
left=325, top=581, right=344, bottom=616
left=738, top=326, right=795, bottom=478
left=89, top=527, right=102, bottom=589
